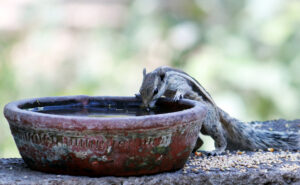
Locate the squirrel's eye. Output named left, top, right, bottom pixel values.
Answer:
left=153, top=88, right=158, bottom=95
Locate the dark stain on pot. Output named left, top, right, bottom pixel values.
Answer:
left=151, top=146, right=170, bottom=155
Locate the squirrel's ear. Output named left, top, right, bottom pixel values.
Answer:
left=157, top=69, right=166, bottom=81
left=143, top=68, right=147, bottom=78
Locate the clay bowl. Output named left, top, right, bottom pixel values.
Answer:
left=4, top=95, right=206, bottom=176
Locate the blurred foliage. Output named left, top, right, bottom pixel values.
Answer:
left=0, top=0, right=300, bottom=157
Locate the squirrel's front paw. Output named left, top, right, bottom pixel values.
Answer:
left=173, top=94, right=184, bottom=101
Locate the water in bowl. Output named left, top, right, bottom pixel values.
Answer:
left=27, top=105, right=176, bottom=117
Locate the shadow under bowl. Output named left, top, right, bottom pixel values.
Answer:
left=4, top=95, right=206, bottom=176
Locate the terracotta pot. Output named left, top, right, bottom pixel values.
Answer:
left=4, top=95, right=206, bottom=176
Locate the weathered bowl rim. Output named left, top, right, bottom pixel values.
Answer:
left=4, top=95, right=206, bottom=131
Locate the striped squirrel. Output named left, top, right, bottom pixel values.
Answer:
left=138, top=66, right=300, bottom=155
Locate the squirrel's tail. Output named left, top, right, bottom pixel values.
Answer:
left=218, top=108, right=300, bottom=151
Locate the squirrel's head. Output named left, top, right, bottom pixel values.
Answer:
left=139, top=68, right=167, bottom=108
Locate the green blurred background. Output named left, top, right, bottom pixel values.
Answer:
left=1, top=0, right=300, bottom=158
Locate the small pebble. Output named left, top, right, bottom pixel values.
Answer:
left=267, top=148, right=274, bottom=152
left=195, top=152, right=202, bottom=157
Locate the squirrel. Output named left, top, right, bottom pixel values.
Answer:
left=137, top=66, right=300, bottom=155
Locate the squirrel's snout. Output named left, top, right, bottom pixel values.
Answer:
left=141, top=99, right=156, bottom=109
left=141, top=99, right=150, bottom=108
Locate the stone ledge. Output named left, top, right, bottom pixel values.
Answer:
left=1, top=119, right=299, bottom=185
left=1, top=153, right=299, bottom=185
